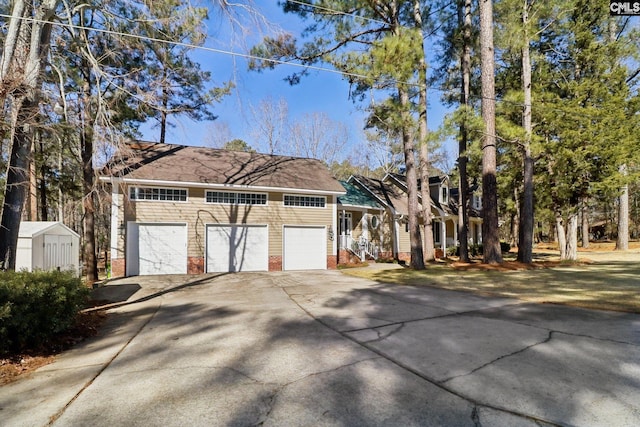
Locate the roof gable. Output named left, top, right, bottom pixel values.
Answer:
left=104, top=142, right=345, bottom=194
left=19, top=221, right=79, bottom=238
left=338, top=180, right=383, bottom=209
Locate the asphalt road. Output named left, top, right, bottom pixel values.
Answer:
left=1, top=269, right=639, bottom=426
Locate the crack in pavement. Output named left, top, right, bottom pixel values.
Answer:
left=440, top=330, right=555, bottom=384
left=364, top=323, right=406, bottom=343
left=252, top=357, right=382, bottom=426
left=279, top=277, right=564, bottom=427
left=464, top=312, right=640, bottom=348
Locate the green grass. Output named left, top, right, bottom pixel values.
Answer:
left=341, top=261, right=640, bottom=313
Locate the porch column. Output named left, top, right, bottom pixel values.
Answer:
left=454, top=221, right=458, bottom=247
left=441, top=220, right=446, bottom=254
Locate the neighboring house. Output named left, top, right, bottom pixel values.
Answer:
left=101, top=142, right=345, bottom=276
left=336, top=173, right=482, bottom=262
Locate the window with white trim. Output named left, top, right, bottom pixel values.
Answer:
left=284, top=195, right=326, bottom=208
left=205, top=191, right=267, bottom=205
left=129, top=187, right=187, bottom=202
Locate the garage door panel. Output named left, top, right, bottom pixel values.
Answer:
left=283, top=226, right=326, bottom=270
left=138, top=224, right=187, bottom=275
left=207, top=225, right=268, bottom=273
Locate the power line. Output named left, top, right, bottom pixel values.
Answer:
left=285, top=0, right=388, bottom=26
left=1, top=11, right=591, bottom=113
left=0, top=12, right=418, bottom=90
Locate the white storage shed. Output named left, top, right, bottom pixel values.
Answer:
left=16, top=221, right=80, bottom=275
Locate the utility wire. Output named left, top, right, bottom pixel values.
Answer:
left=1, top=11, right=605, bottom=114
left=285, top=0, right=388, bottom=25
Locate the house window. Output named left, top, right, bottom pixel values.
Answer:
left=441, top=187, right=448, bottom=203
left=206, top=191, right=267, bottom=205
left=284, top=195, right=326, bottom=208
left=129, top=187, right=187, bottom=202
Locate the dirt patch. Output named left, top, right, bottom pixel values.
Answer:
left=0, top=311, right=107, bottom=386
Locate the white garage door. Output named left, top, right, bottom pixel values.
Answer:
left=137, top=223, right=187, bottom=275
left=206, top=225, right=268, bottom=272
left=283, top=226, right=326, bottom=270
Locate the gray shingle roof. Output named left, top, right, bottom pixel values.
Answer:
left=104, top=142, right=346, bottom=194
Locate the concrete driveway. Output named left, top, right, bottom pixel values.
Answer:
left=1, top=268, right=639, bottom=426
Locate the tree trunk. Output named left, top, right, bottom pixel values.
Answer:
left=81, top=116, right=98, bottom=282
left=28, top=136, right=38, bottom=220
left=457, top=0, right=472, bottom=263
left=565, top=212, right=578, bottom=260
left=581, top=199, right=589, bottom=248
left=400, top=86, right=425, bottom=270
left=39, top=140, right=48, bottom=221
left=0, top=0, right=58, bottom=270
left=80, top=22, right=98, bottom=283
left=516, top=1, right=534, bottom=263
left=555, top=212, right=567, bottom=260
left=479, top=0, right=502, bottom=264
left=414, top=0, right=435, bottom=263
left=616, top=165, right=629, bottom=250
left=160, top=67, right=169, bottom=144
left=0, top=97, right=35, bottom=269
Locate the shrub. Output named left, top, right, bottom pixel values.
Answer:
left=0, top=270, right=90, bottom=355
left=470, top=244, right=483, bottom=256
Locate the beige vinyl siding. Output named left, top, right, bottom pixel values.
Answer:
left=398, top=220, right=412, bottom=254
left=123, top=186, right=335, bottom=258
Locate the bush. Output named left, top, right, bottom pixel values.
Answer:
left=0, top=270, right=90, bottom=355
left=470, top=244, right=483, bottom=256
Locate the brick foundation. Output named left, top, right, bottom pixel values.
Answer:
left=269, top=256, right=283, bottom=271
left=338, top=249, right=361, bottom=265
left=397, top=252, right=411, bottom=263
left=111, top=258, right=125, bottom=278
left=188, top=257, right=205, bottom=274
left=327, top=255, right=337, bottom=270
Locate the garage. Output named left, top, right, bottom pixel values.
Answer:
left=206, top=224, right=268, bottom=272
left=283, top=225, right=327, bottom=270
left=127, top=223, right=187, bottom=275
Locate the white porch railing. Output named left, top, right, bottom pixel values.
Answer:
left=339, top=235, right=379, bottom=261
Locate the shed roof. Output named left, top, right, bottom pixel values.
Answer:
left=18, top=222, right=80, bottom=238
left=103, top=142, right=346, bottom=194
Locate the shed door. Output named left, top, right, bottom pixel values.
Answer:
left=206, top=225, right=268, bottom=273
left=283, top=226, right=326, bottom=270
left=43, top=235, right=73, bottom=271
left=138, top=224, right=187, bottom=275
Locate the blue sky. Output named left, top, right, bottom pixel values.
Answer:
left=141, top=2, right=454, bottom=167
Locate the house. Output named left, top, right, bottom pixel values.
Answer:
left=336, top=173, right=482, bottom=263
left=101, top=142, right=346, bottom=276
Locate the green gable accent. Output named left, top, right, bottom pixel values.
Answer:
left=338, top=180, right=383, bottom=209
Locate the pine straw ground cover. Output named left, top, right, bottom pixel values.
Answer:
left=342, top=242, right=640, bottom=314
left=0, top=310, right=106, bottom=385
